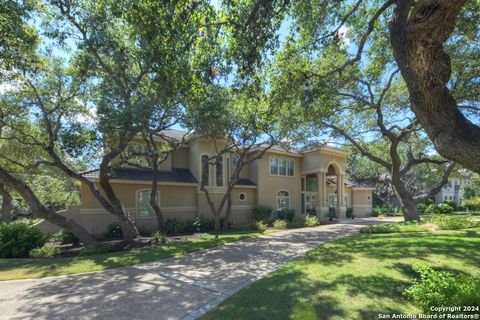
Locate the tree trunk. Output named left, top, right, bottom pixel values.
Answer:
left=117, top=214, right=139, bottom=242
left=214, top=215, right=221, bottom=232
left=0, top=168, right=97, bottom=245
left=222, top=194, right=232, bottom=230
left=0, top=184, right=13, bottom=223
left=390, top=1, right=480, bottom=173
left=150, top=160, right=165, bottom=231
left=391, top=178, right=420, bottom=221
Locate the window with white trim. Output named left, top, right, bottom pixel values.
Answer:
left=277, top=191, right=290, bottom=211
left=137, top=190, right=158, bottom=217
left=232, top=155, right=240, bottom=167
left=270, top=157, right=294, bottom=177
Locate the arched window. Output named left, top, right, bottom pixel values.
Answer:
left=277, top=191, right=290, bottom=211
left=137, top=190, right=159, bottom=217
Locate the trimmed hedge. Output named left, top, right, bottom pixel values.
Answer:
left=0, top=222, right=47, bottom=258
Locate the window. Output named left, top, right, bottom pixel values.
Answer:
left=137, top=190, right=158, bottom=217
left=270, top=157, right=294, bottom=176
left=216, top=156, right=224, bottom=186
left=277, top=191, right=290, bottom=211
left=232, top=155, right=240, bottom=167
left=279, top=158, right=286, bottom=176
left=201, top=155, right=210, bottom=186
left=287, top=159, right=294, bottom=176
left=367, top=195, right=371, bottom=201
left=306, top=174, right=318, bottom=192
left=239, top=192, right=246, bottom=201
left=270, top=157, right=278, bottom=175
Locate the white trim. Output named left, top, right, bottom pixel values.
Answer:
left=325, top=160, right=344, bottom=175
left=238, top=192, right=247, bottom=202
left=233, top=185, right=257, bottom=189
left=276, top=189, right=291, bottom=211
left=352, top=187, right=376, bottom=191
left=89, top=179, right=198, bottom=186
left=352, top=204, right=373, bottom=208
left=302, top=147, right=349, bottom=157
left=268, top=156, right=295, bottom=178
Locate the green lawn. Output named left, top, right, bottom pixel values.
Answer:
left=202, top=227, right=480, bottom=320
left=0, top=230, right=276, bottom=280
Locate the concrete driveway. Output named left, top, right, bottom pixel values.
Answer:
left=0, top=219, right=384, bottom=320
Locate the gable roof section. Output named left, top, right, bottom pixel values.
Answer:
left=81, top=167, right=198, bottom=184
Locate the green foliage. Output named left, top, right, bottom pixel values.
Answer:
left=304, top=215, right=320, bottom=227
left=426, top=216, right=478, bottom=230
left=52, top=229, right=80, bottom=245
left=253, top=221, right=267, bottom=231
left=438, top=203, right=455, bottom=214
left=346, top=208, right=353, bottom=218
left=463, top=196, right=480, bottom=211
left=442, top=200, right=457, bottom=210
left=360, top=224, right=402, bottom=234
left=151, top=230, right=166, bottom=244
left=272, top=219, right=287, bottom=229
left=105, top=223, right=122, bottom=239
left=461, top=185, right=477, bottom=200
left=164, top=218, right=216, bottom=235
left=425, top=204, right=441, bottom=214
left=278, top=209, right=295, bottom=222
left=29, top=245, right=61, bottom=258
left=0, top=222, right=46, bottom=258
left=404, top=265, right=480, bottom=313
left=80, top=243, right=115, bottom=256
left=252, top=206, right=272, bottom=222
left=417, top=203, right=428, bottom=214
left=288, top=216, right=306, bottom=228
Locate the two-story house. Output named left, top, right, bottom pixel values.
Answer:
left=38, top=130, right=374, bottom=236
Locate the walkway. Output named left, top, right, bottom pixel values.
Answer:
left=0, top=219, right=384, bottom=320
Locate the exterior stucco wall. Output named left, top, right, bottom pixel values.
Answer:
left=171, top=147, right=189, bottom=168
left=254, top=153, right=302, bottom=215
left=302, top=151, right=347, bottom=174
left=352, top=189, right=373, bottom=217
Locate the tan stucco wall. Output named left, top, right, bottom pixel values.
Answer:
left=171, top=147, right=189, bottom=168
left=254, top=152, right=302, bottom=215
left=352, top=189, right=373, bottom=217
left=302, top=150, right=347, bottom=174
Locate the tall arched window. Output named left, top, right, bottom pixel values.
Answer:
left=277, top=191, right=290, bottom=211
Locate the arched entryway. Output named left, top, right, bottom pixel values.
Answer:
left=326, top=162, right=346, bottom=218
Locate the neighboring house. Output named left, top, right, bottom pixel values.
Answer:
left=38, top=130, right=374, bottom=236
left=435, top=177, right=472, bottom=206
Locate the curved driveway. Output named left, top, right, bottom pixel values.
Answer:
left=0, top=219, right=384, bottom=320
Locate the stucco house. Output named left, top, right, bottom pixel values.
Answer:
left=435, top=177, right=471, bottom=206
left=39, top=130, right=374, bottom=236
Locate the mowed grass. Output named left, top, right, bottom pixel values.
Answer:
left=0, top=230, right=278, bottom=280
left=202, top=228, right=480, bottom=320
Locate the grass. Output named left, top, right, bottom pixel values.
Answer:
left=202, top=227, right=480, bottom=320
left=0, top=229, right=279, bottom=281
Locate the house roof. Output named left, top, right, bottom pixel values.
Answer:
left=80, top=167, right=257, bottom=186
left=81, top=167, right=198, bottom=184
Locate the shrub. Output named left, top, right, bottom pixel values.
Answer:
left=52, top=229, right=80, bottom=246
left=29, top=245, right=61, bottom=258
left=427, top=216, right=478, bottom=230
left=360, top=224, right=401, bottom=234
left=80, top=243, right=115, bottom=256
left=105, top=223, right=122, bottom=239
left=417, top=203, right=428, bottom=214
left=192, top=217, right=215, bottom=232
left=371, top=207, right=385, bottom=217
left=0, top=222, right=47, bottom=258
left=346, top=208, right=353, bottom=218
left=404, top=264, right=480, bottom=313
left=272, top=219, right=288, bottom=229
left=288, top=216, right=306, bottom=228
left=463, top=196, right=480, bottom=211
left=438, top=203, right=454, bottom=213
left=151, top=230, right=167, bottom=244
left=253, top=221, right=267, bottom=231
left=278, top=209, right=295, bottom=222
left=252, top=206, right=272, bottom=222
left=425, top=204, right=441, bottom=214
left=305, top=215, right=320, bottom=227
left=442, top=199, right=457, bottom=210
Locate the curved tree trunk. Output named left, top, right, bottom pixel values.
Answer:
left=150, top=161, right=165, bottom=231
left=222, top=194, right=232, bottom=230
left=391, top=180, right=420, bottom=221
left=0, top=184, right=13, bottom=223
left=0, top=168, right=97, bottom=245
left=390, top=0, right=480, bottom=173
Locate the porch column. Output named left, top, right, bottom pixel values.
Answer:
left=337, top=174, right=346, bottom=219
left=318, top=172, right=328, bottom=218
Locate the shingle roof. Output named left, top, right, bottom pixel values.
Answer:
left=237, top=178, right=256, bottom=186
left=81, top=167, right=198, bottom=184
